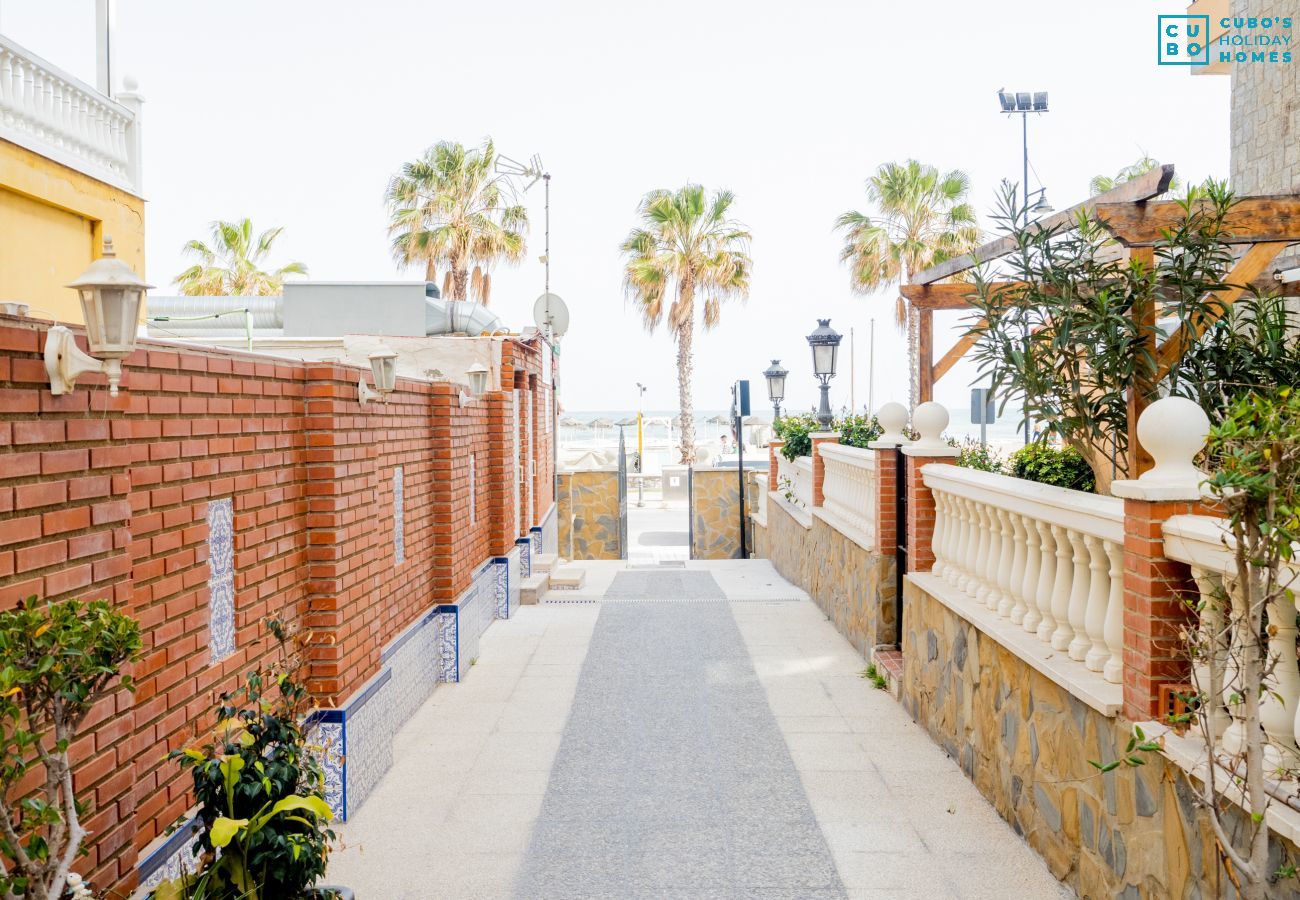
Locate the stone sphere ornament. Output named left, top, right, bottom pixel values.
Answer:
left=911, top=402, right=951, bottom=451
left=875, top=402, right=910, bottom=445
left=1135, top=396, right=1209, bottom=487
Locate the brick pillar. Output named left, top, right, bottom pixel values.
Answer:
left=900, top=446, right=959, bottom=573
left=1114, top=494, right=1200, bottom=721
left=810, top=432, right=838, bottom=508
left=1111, top=394, right=1213, bottom=722
left=871, top=446, right=898, bottom=556
left=768, top=441, right=783, bottom=492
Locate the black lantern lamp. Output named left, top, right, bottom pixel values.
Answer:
left=763, top=359, right=788, bottom=421
left=806, top=318, right=842, bottom=427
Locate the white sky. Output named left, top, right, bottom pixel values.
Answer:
left=1, top=0, right=1231, bottom=414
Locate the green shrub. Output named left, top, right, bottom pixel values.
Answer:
left=1008, top=443, right=1096, bottom=493
left=955, top=438, right=1006, bottom=474
left=838, top=413, right=882, bottom=449
left=162, top=620, right=334, bottom=900
left=773, top=413, right=819, bottom=460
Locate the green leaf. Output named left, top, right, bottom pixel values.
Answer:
left=210, top=816, right=249, bottom=848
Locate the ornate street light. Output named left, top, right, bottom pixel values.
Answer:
left=763, top=359, right=788, bottom=421
left=806, top=319, right=842, bottom=428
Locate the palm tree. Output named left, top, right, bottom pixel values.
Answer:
left=384, top=139, right=528, bottom=304
left=1089, top=155, right=1180, bottom=197
left=174, top=219, right=308, bottom=296
left=621, top=185, right=751, bottom=465
left=836, top=160, right=980, bottom=407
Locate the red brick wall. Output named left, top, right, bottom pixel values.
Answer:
left=0, top=316, right=548, bottom=893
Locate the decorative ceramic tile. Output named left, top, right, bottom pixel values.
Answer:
left=393, top=467, right=405, bottom=565
left=435, top=610, right=459, bottom=683
left=517, top=536, right=532, bottom=578
left=308, top=718, right=345, bottom=818
left=494, top=557, right=509, bottom=618
left=530, top=526, right=543, bottom=558
left=207, top=498, right=235, bottom=663
left=508, top=547, right=522, bottom=615
left=137, top=816, right=203, bottom=891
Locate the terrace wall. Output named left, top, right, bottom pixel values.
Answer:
left=0, top=314, right=554, bottom=895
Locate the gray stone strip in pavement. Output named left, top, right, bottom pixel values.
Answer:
left=513, top=571, right=848, bottom=899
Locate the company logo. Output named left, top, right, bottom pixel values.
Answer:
left=1157, top=14, right=1293, bottom=65
left=1158, top=14, right=1209, bottom=65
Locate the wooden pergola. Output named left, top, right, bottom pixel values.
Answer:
left=900, top=164, right=1300, bottom=475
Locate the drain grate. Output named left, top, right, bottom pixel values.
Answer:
left=542, top=598, right=599, bottom=605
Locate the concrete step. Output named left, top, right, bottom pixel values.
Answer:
left=547, top=565, right=586, bottom=591
left=533, top=553, right=561, bottom=573
left=520, top=573, right=550, bottom=605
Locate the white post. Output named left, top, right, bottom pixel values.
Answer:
left=116, top=75, right=143, bottom=195
left=95, top=0, right=114, bottom=97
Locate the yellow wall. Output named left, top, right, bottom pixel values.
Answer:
left=0, top=138, right=145, bottom=324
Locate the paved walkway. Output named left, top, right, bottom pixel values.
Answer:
left=329, top=561, right=1070, bottom=899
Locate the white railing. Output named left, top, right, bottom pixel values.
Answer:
left=1163, top=515, right=1300, bottom=764
left=922, top=464, right=1126, bottom=684
left=818, top=443, right=877, bottom=548
left=0, top=35, right=142, bottom=195
left=776, top=455, right=813, bottom=512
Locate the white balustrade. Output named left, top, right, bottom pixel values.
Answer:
left=921, top=465, right=1125, bottom=683
left=1164, top=515, right=1300, bottom=766
left=776, top=455, right=813, bottom=512
left=817, top=443, right=877, bottom=546
left=0, top=35, right=142, bottom=194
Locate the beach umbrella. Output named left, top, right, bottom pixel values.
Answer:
left=559, top=416, right=584, bottom=428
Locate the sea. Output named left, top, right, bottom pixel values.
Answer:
left=560, top=406, right=1029, bottom=471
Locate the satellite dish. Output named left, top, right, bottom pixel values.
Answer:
left=533, top=292, right=569, bottom=339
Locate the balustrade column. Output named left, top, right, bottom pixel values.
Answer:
left=1083, top=535, right=1112, bottom=673
left=1263, top=587, right=1300, bottom=763
left=1190, top=568, right=1229, bottom=742
left=1008, top=513, right=1029, bottom=624
left=932, top=491, right=952, bottom=580
left=1020, top=516, right=1043, bottom=633
left=1033, top=521, right=1057, bottom=643
left=1102, top=540, right=1125, bottom=684
left=976, top=504, right=999, bottom=609
left=1048, top=524, right=1075, bottom=651
left=995, top=509, right=1016, bottom=617
left=1066, top=530, right=1093, bottom=662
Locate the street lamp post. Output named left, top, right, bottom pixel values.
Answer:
left=998, top=88, right=1051, bottom=444
left=763, top=360, right=787, bottom=422
left=806, top=319, right=842, bottom=428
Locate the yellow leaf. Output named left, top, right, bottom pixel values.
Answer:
left=211, top=816, right=249, bottom=848
left=33, top=623, right=50, bottom=638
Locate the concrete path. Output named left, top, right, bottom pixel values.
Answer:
left=329, top=561, right=1070, bottom=900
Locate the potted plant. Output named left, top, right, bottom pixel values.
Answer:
left=154, top=620, right=348, bottom=900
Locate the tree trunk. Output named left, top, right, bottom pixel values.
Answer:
left=452, top=268, right=469, bottom=302
left=906, top=303, right=919, bottom=411
left=677, top=313, right=696, bottom=466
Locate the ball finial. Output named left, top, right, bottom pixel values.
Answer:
left=875, top=402, right=909, bottom=444
left=1136, top=396, right=1209, bottom=487
left=911, top=402, right=950, bottom=450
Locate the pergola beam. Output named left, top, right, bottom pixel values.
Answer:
left=899, top=282, right=1026, bottom=310
left=908, top=164, right=1175, bottom=285
left=1095, top=197, right=1300, bottom=246
left=1153, top=241, right=1289, bottom=380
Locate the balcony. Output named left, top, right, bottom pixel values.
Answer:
left=0, top=33, right=142, bottom=195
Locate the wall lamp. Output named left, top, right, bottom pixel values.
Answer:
left=358, top=345, right=398, bottom=404
left=459, top=363, right=490, bottom=405
left=46, top=237, right=152, bottom=397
